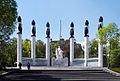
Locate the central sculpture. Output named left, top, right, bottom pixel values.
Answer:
left=51, top=46, right=68, bottom=67
left=55, top=46, right=63, bottom=60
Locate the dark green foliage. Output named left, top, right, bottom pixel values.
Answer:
left=0, top=0, right=17, bottom=41
left=22, top=39, right=31, bottom=57
left=0, top=37, right=17, bottom=68
left=0, top=0, right=17, bottom=69
left=6, top=38, right=17, bottom=66
left=97, top=23, right=120, bottom=67
left=36, top=40, right=45, bottom=58
left=89, top=39, right=98, bottom=58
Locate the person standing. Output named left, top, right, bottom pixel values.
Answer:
left=27, top=62, right=30, bottom=70
left=18, top=62, right=22, bottom=70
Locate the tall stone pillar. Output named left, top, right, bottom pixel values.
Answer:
left=31, top=20, right=36, bottom=65
left=17, top=16, right=22, bottom=67
left=84, top=20, right=89, bottom=67
left=98, top=16, right=103, bottom=67
left=98, top=43, right=103, bottom=67
left=70, top=22, right=74, bottom=66
left=46, top=22, right=50, bottom=66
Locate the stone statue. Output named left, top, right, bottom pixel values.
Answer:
left=52, top=46, right=68, bottom=67
left=84, top=20, right=89, bottom=37
left=70, top=22, right=74, bottom=38
left=56, top=46, right=63, bottom=60
left=98, top=16, right=103, bottom=30
left=46, top=22, right=50, bottom=38
left=17, top=16, right=22, bottom=34
left=31, top=20, right=36, bottom=36
left=99, top=16, right=103, bottom=22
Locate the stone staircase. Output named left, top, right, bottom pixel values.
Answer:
left=1, top=68, right=120, bottom=81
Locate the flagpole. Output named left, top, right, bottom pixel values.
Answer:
left=60, top=20, right=62, bottom=41
left=59, top=20, right=62, bottom=47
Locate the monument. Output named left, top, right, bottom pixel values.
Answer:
left=16, top=16, right=104, bottom=67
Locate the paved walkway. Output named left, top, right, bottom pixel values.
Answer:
left=7, top=66, right=104, bottom=70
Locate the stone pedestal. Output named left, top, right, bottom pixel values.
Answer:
left=46, top=37, right=50, bottom=66
left=52, top=57, right=68, bottom=67
left=84, top=37, right=89, bottom=67
left=31, top=36, right=36, bottom=65
left=17, top=34, right=22, bottom=67
left=70, top=38, right=74, bottom=65
left=98, top=43, right=103, bottom=67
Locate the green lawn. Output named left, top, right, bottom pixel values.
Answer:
left=111, top=68, right=120, bottom=73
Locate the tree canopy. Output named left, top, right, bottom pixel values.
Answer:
left=97, top=23, right=120, bottom=67
left=0, top=0, right=17, bottom=41
left=0, top=0, right=17, bottom=69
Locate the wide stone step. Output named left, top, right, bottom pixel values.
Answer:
left=1, top=69, right=120, bottom=81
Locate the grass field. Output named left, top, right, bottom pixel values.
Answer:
left=111, top=68, right=120, bottom=73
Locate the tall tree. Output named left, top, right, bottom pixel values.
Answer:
left=89, top=39, right=98, bottom=58
left=0, top=0, right=17, bottom=68
left=6, top=37, right=17, bottom=66
left=97, top=23, right=120, bottom=67
left=22, top=39, right=31, bottom=57
left=36, top=40, right=45, bottom=58
left=0, top=0, right=17, bottom=41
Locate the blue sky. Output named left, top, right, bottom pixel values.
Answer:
left=13, top=0, right=120, bottom=43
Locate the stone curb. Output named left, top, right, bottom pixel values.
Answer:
left=103, top=67, right=120, bottom=76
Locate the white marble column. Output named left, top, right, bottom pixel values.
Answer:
left=98, top=16, right=103, bottom=67
left=46, top=22, right=50, bottom=66
left=31, top=36, right=36, bottom=65
left=46, top=37, right=50, bottom=66
left=17, top=34, right=22, bottom=67
left=84, top=37, right=89, bottom=67
left=70, top=37, right=74, bottom=65
left=84, top=20, right=89, bottom=67
left=17, top=16, right=22, bottom=67
left=98, top=43, right=103, bottom=67
left=69, top=22, right=74, bottom=66
left=31, top=20, right=36, bottom=65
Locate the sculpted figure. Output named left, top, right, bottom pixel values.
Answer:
left=17, top=16, right=22, bottom=34
left=84, top=20, right=89, bottom=37
left=56, top=46, right=63, bottom=59
left=31, top=20, right=36, bottom=36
